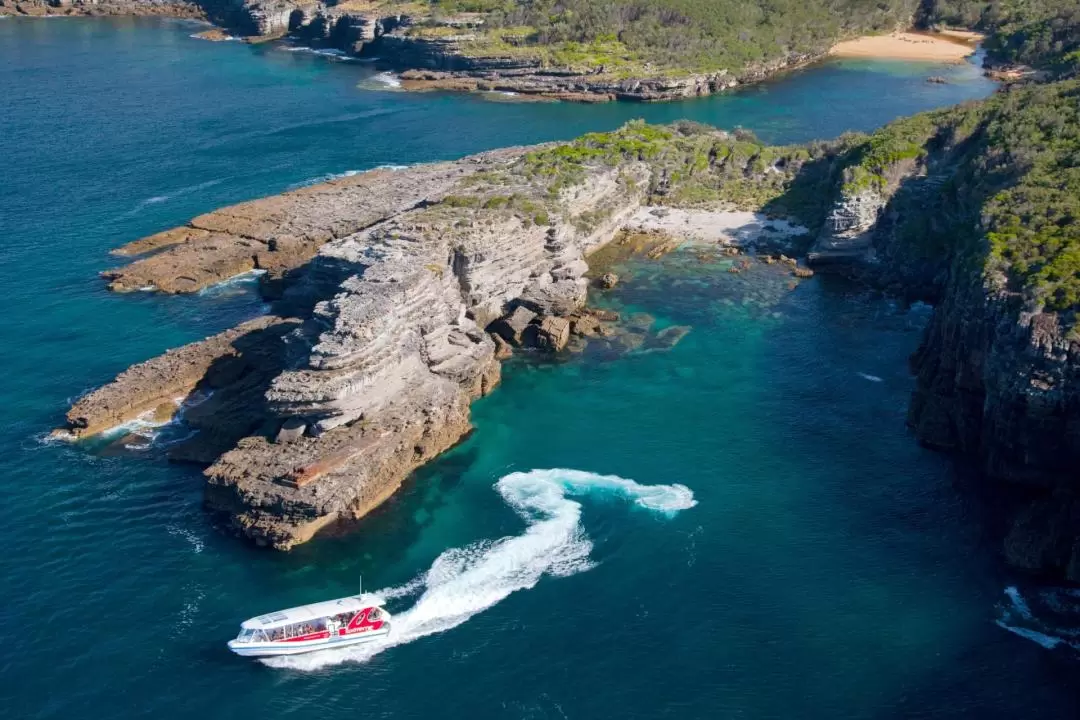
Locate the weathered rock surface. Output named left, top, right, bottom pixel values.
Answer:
left=58, top=316, right=296, bottom=440
left=102, top=157, right=507, bottom=294
left=0, top=0, right=203, bottom=19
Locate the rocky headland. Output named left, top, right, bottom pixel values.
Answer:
left=61, top=122, right=824, bottom=548
left=61, top=75, right=1080, bottom=584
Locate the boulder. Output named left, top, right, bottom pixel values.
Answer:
left=491, top=306, right=537, bottom=346
left=535, top=316, right=571, bottom=352
left=275, top=417, right=307, bottom=444
left=793, top=266, right=815, bottom=278
left=571, top=314, right=602, bottom=337
left=520, top=278, right=587, bottom=316
left=598, top=272, right=619, bottom=289
left=492, top=333, right=514, bottom=360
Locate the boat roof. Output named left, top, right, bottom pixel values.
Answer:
left=241, top=595, right=381, bottom=630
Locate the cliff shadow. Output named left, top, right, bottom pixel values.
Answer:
left=165, top=319, right=298, bottom=464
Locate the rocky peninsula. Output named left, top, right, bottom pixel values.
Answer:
left=60, top=74, right=1080, bottom=583
left=60, top=123, right=822, bottom=547
left=3, top=0, right=1018, bottom=102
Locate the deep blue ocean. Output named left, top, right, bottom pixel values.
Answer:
left=2, top=16, right=1077, bottom=719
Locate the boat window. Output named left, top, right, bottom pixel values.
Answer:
left=238, top=629, right=255, bottom=641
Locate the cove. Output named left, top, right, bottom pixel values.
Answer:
left=3, top=15, right=1077, bottom=720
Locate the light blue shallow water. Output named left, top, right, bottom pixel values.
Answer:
left=2, top=16, right=1076, bottom=720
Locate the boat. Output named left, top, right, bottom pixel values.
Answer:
left=227, top=593, right=391, bottom=657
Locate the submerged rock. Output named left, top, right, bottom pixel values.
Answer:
left=599, top=272, right=620, bottom=289
left=648, top=325, right=692, bottom=351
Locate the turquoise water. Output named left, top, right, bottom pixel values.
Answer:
left=2, top=16, right=1076, bottom=719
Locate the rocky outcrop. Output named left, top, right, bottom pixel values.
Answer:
left=68, top=139, right=652, bottom=548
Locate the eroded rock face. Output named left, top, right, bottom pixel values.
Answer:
left=907, top=276, right=1080, bottom=579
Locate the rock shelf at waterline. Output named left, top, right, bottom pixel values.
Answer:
left=263, top=469, right=696, bottom=670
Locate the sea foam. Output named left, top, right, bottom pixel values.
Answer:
left=996, top=585, right=1080, bottom=653
left=287, top=165, right=410, bottom=190
left=373, top=72, right=402, bottom=88
left=263, top=469, right=695, bottom=670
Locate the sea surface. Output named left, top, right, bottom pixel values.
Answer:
left=1, top=16, right=1077, bottom=720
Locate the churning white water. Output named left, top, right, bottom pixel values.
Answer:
left=263, top=469, right=695, bottom=670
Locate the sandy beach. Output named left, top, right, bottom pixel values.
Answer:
left=830, top=31, right=983, bottom=62
left=625, top=207, right=808, bottom=246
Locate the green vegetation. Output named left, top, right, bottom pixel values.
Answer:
left=512, top=120, right=853, bottom=232
left=922, top=0, right=1080, bottom=73
left=400, top=0, right=926, bottom=75
left=833, top=79, right=1080, bottom=313
left=523, top=78, right=1080, bottom=315
left=389, top=0, right=1080, bottom=77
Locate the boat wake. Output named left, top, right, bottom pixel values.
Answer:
left=996, top=585, right=1080, bottom=652
left=262, top=468, right=695, bottom=670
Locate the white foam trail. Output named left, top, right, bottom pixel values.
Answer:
left=857, top=372, right=884, bottom=383
left=373, top=72, right=402, bottom=88
left=282, top=46, right=353, bottom=60
left=263, top=469, right=695, bottom=670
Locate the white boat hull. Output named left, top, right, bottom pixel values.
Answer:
left=228, top=625, right=391, bottom=657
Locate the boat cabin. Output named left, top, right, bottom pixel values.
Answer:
left=234, top=595, right=386, bottom=644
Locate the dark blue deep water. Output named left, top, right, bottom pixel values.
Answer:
left=2, top=16, right=1076, bottom=719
